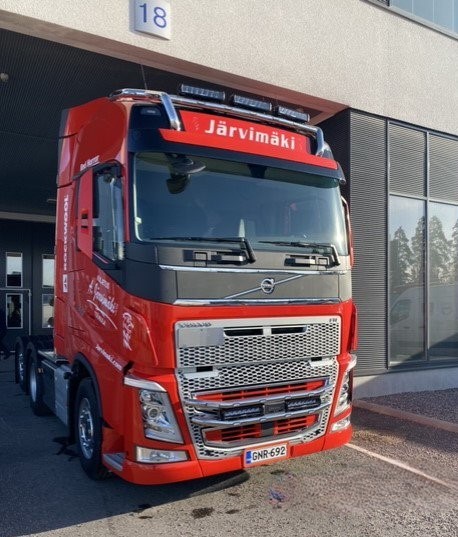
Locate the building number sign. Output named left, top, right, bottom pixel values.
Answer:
left=133, top=0, right=171, bottom=40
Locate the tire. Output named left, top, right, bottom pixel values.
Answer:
left=75, top=378, right=110, bottom=480
left=28, top=350, right=51, bottom=416
left=15, top=337, right=29, bottom=392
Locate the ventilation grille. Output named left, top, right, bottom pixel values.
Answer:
left=351, top=113, right=388, bottom=374
left=389, top=123, right=426, bottom=197
left=430, top=135, right=458, bottom=203
left=177, top=319, right=340, bottom=368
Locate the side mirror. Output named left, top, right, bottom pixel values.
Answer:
left=342, top=197, right=354, bottom=267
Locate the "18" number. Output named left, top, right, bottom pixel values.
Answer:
left=139, top=3, right=168, bottom=29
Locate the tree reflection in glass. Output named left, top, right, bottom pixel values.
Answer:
left=389, top=197, right=426, bottom=363
left=428, top=204, right=458, bottom=360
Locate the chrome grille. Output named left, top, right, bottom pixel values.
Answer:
left=175, top=316, right=340, bottom=459
left=178, top=359, right=337, bottom=394
left=177, top=316, right=340, bottom=368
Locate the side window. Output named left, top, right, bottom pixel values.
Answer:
left=42, top=294, right=54, bottom=328
left=42, top=254, right=55, bottom=287
left=6, top=252, right=23, bottom=287
left=6, top=293, right=23, bottom=328
left=93, top=168, right=125, bottom=262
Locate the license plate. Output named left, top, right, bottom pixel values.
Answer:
left=244, top=443, right=288, bottom=467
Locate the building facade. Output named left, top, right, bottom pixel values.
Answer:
left=0, top=0, right=457, bottom=395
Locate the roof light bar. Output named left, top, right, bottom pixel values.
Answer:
left=276, top=106, right=310, bottom=123
left=231, top=94, right=273, bottom=113
left=179, top=84, right=226, bottom=102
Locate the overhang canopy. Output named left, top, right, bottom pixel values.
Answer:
left=0, top=29, right=346, bottom=220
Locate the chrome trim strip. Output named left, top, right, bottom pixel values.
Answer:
left=174, top=298, right=341, bottom=306
left=224, top=273, right=303, bottom=299
left=185, top=384, right=331, bottom=411
left=176, top=315, right=341, bottom=328
left=190, top=401, right=330, bottom=428
left=160, top=93, right=182, bottom=131
left=159, top=264, right=348, bottom=275
left=193, top=376, right=329, bottom=397
left=124, top=375, right=166, bottom=392
left=103, top=453, right=125, bottom=472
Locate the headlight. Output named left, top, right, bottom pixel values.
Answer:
left=139, top=389, right=183, bottom=443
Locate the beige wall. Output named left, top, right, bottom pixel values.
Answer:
left=0, top=0, right=457, bottom=133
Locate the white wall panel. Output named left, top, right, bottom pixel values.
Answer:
left=0, top=0, right=457, bottom=133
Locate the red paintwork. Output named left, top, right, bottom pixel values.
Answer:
left=55, top=94, right=355, bottom=485
left=160, top=110, right=337, bottom=168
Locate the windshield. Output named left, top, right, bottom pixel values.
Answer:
left=133, top=153, right=348, bottom=255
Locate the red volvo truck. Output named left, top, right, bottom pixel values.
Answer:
left=15, top=86, right=357, bottom=484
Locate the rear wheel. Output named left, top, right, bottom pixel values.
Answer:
left=28, top=350, right=51, bottom=416
left=75, top=378, right=110, bottom=480
left=15, top=338, right=29, bottom=392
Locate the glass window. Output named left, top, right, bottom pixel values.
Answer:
left=391, top=0, right=413, bottom=12
left=413, top=0, right=433, bottom=21
left=390, top=0, right=457, bottom=34
left=42, top=294, right=54, bottom=328
left=6, top=252, right=23, bottom=287
left=134, top=153, right=348, bottom=255
left=455, top=0, right=458, bottom=32
left=389, top=196, right=426, bottom=363
left=388, top=123, right=458, bottom=369
left=42, top=254, right=55, bottom=287
left=93, top=172, right=124, bottom=262
left=434, top=0, right=454, bottom=31
left=6, top=294, right=23, bottom=329
left=428, top=203, right=458, bottom=360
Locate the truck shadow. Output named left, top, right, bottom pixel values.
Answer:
left=0, top=359, right=250, bottom=537
left=3, top=434, right=251, bottom=537
left=2, top=358, right=456, bottom=537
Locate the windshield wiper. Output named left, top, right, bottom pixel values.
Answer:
left=259, top=241, right=340, bottom=266
left=149, top=236, right=257, bottom=264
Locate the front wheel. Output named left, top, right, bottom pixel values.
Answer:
left=75, top=378, right=110, bottom=480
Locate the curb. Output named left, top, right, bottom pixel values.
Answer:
left=353, top=400, right=458, bottom=434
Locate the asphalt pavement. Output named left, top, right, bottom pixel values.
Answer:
left=0, top=356, right=457, bottom=537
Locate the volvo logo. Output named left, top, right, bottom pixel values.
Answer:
left=260, top=278, right=275, bottom=294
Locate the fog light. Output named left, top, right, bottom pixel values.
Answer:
left=136, top=446, right=189, bottom=464
left=331, top=416, right=351, bottom=432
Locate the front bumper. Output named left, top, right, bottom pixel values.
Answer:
left=103, top=419, right=352, bottom=485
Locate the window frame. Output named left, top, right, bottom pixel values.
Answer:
left=5, top=252, right=23, bottom=288
left=388, top=120, right=458, bottom=367
left=364, top=0, right=458, bottom=40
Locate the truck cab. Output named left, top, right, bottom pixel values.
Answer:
left=17, top=86, right=357, bottom=484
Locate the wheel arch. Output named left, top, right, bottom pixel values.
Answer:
left=68, top=354, right=104, bottom=443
